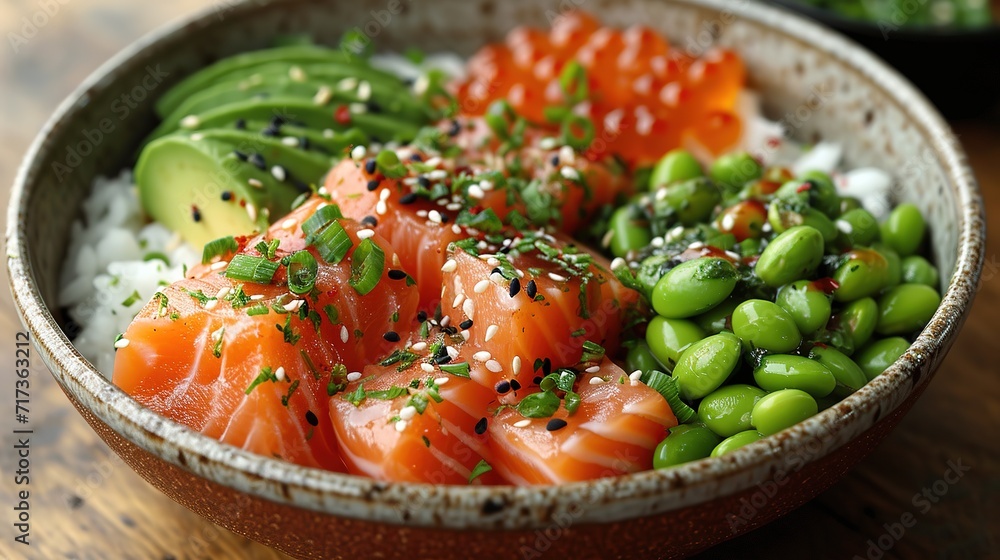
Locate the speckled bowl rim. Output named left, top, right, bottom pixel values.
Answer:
left=6, top=0, right=985, bottom=530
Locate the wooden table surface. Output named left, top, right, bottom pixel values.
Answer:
left=0, top=1, right=997, bottom=559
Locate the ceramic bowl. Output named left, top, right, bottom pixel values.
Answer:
left=5, top=0, right=985, bottom=558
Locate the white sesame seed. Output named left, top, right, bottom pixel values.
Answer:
left=376, top=200, right=387, bottom=215
left=463, top=298, right=475, bottom=320
left=210, top=260, right=228, bottom=271
left=560, top=166, right=580, bottom=181
left=629, top=370, right=643, bottom=381
left=490, top=272, right=504, bottom=284
left=394, top=420, right=408, bottom=432
left=467, top=185, right=485, bottom=199
left=446, top=346, right=460, bottom=360
left=442, top=259, right=457, bottom=273
left=270, top=165, right=287, bottom=182
left=180, top=115, right=200, bottom=129
left=338, top=77, right=358, bottom=91
left=347, top=371, right=362, bottom=382
left=610, top=257, right=626, bottom=271
left=451, top=224, right=462, bottom=235
left=205, top=299, right=219, bottom=310
left=424, top=156, right=442, bottom=168
left=434, top=377, right=450, bottom=386
left=377, top=188, right=389, bottom=202
left=836, top=219, right=854, bottom=234
left=274, top=366, right=286, bottom=382
left=460, top=330, right=470, bottom=341
left=428, top=210, right=443, bottom=224
left=511, top=357, right=522, bottom=377
left=585, top=365, right=601, bottom=373
left=340, top=325, right=350, bottom=343
left=411, top=341, right=428, bottom=352
left=474, top=279, right=490, bottom=293
left=651, top=236, right=665, bottom=248
left=655, top=187, right=669, bottom=201
left=428, top=169, right=448, bottom=180
left=399, top=405, right=418, bottom=421
left=215, top=287, right=230, bottom=300
left=249, top=294, right=264, bottom=301
left=539, top=137, right=558, bottom=150
left=282, top=136, right=299, bottom=147
left=420, top=362, right=435, bottom=373
left=283, top=299, right=304, bottom=312
left=323, top=128, right=335, bottom=139
left=289, top=65, right=306, bottom=82
left=440, top=315, right=451, bottom=328
left=246, top=203, right=258, bottom=222
left=350, top=145, right=367, bottom=160
left=589, top=376, right=606, bottom=385
left=485, top=324, right=499, bottom=342
left=114, top=337, right=130, bottom=349
left=548, top=272, right=568, bottom=282
left=513, top=419, right=531, bottom=428
left=559, top=145, right=576, bottom=166
left=190, top=132, right=204, bottom=141
left=487, top=257, right=500, bottom=267
left=416, top=209, right=429, bottom=218
left=392, top=253, right=401, bottom=268
left=313, top=85, right=332, bottom=105
left=358, top=80, right=372, bottom=101
left=446, top=202, right=462, bottom=211
left=281, top=218, right=297, bottom=230
left=356, top=228, right=375, bottom=240
left=452, top=293, right=466, bottom=309
left=473, top=351, right=492, bottom=362
left=485, top=359, right=503, bottom=373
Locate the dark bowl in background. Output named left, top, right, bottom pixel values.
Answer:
left=771, top=0, right=1000, bottom=118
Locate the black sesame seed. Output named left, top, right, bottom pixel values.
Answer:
left=409, top=153, right=423, bottom=162
left=448, top=119, right=461, bottom=137
left=416, top=310, right=428, bottom=322
left=510, top=379, right=522, bottom=391
left=459, top=319, right=473, bottom=330
left=305, top=410, right=318, bottom=426
left=298, top=136, right=310, bottom=150
left=441, top=325, right=458, bottom=335
left=434, top=353, right=452, bottom=365
left=533, top=376, right=543, bottom=385
left=261, top=127, right=278, bottom=137
left=499, top=245, right=512, bottom=254
left=440, top=213, right=450, bottom=223
left=360, top=215, right=378, bottom=227
left=367, top=101, right=382, bottom=113
left=388, top=269, right=407, bottom=280
left=509, top=278, right=521, bottom=297
left=550, top=155, right=560, bottom=166
left=474, top=417, right=488, bottom=435
left=365, top=159, right=377, bottom=174
left=495, top=380, right=511, bottom=394
left=291, top=178, right=311, bottom=193
left=543, top=358, right=552, bottom=375
left=234, top=118, right=246, bottom=130
left=400, top=193, right=418, bottom=205
left=233, top=150, right=249, bottom=162
left=546, top=418, right=568, bottom=432
left=526, top=280, right=537, bottom=299
left=366, top=180, right=380, bottom=191
left=491, top=267, right=502, bottom=275
left=383, top=331, right=401, bottom=342
left=417, top=176, right=430, bottom=188
left=191, top=206, right=202, bottom=222
left=221, top=191, right=233, bottom=201
left=270, top=115, right=285, bottom=129
left=249, top=153, right=266, bottom=170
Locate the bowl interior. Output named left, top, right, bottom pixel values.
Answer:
left=7, top=0, right=983, bottom=533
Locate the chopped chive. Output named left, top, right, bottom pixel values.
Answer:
left=225, top=284, right=252, bottom=308
left=143, top=252, right=171, bottom=266
left=439, top=362, right=470, bottom=378
left=121, top=290, right=142, bottom=307
left=183, top=288, right=215, bottom=306
left=281, top=379, right=300, bottom=406
left=323, top=304, right=340, bottom=324
left=225, top=255, right=279, bottom=284
left=202, top=236, right=239, bottom=264
left=247, top=304, right=270, bottom=316
left=300, top=350, right=320, bottom=380
left=643, top=370, right=699, bottom=424
left=310, top=220, right=353, bottom=263
left=245, top=366, right=276, bottom=394
left=375, top=150, right=407, bottom=179
left=580, top=341, right=605, bottom=363
left=349, top=238, right=385, bottom=295
left=287, top=250, right=319, bottom=294
left=301, top=204, right=344, bottom=238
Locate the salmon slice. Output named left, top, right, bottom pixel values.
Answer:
left=438, top=231, right=640, bottom=391
left=113, top=197, right=420, bottom=471
left=329, top=345, right=506, bottom=484
left=488, top=359, right=676, bottom=485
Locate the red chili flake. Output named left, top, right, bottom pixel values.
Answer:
left=811, top=277, right=840, bottom=294
left=796, top=183, right=812, bottom=193
left=767, top=137, right=782, bottom=149
left=239, top=199, right=247, bottom=208
left=334, top=104, right=352, bottom=125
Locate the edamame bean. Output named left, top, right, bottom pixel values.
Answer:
left=755, top=226, right=825, bottom=288
left=836, top=208, right=880, bottom=247
left=715, top=199, right=768, bottom=241
left=775, top=280, right=834, bottom=336
left=751, top=389, right=818, bottom=436
left=753, top=354, right=836, bottom=397
left=609, top=206, right=651, bottom=258
left=880, top=203, right=925, bottom=257
left=653, top=424, right=722, bottom=468
left=832, top=248, right=889, bottom=302
left=698, top=384, right=766, bottom=437
left=658, top=178, right=723, bottom=226
left=830, top=297, right=879, bottom=352
left=673, top=332, right=742, bottom=400
left=855, top=337, right=910, bottom=381
left=732, top=299, right=802, bottom=352
left=626, top=341, right=666, bottom=377
left=652, top=257, right=738, bottom=318
left=901, top=255, right=939, bottom=288
left=797, top=171, right=842, bottom=218
left=838, top=196, right=863, bottom=215
left=694, top=297, right=740, bottom=335
left=711, top=430, right=763, bottom=457
left=645, top=317, right=706, bottom=372
left=710, top=151, right=762, bottom=189
left=808, top=345, right=868, bottom=398
left=768, top=200, right=838, bottom=242
left=650, top=149, right=703, bottom=188
left=876, top=284, right=940, bottom=335
left=873, top=243, right=902, bottom=288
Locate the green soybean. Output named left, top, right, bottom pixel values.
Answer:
left=880, top=203, right=925, bottom=257
left=808, top=345, right=868, bottom=398
left=645, top=317, right=706, bottom=372
left=830, top=297, right=880, bottom=352
left=751, top=389, right=818, bottom=436
left=753, top=354, right=836, bottom=398
left=876, top=284, right=940, bottom=335
left=838, top=196, right=863, bottom=215
left=732, top=299, right=802, bottom=353
left=653, top=424, right=722, bottom=468
left=652, top=257, right=738, bottom=318
left=755, top=226, right=825, bottom=288
left=901, top=256, right=940, bottom=288
left=626, top=341, right=666, bottom=377
left=873, top=243, right=902, bottom=288
left=609, top=206, right=651, bottom=257
left=837, top=208, right=880, bottom=247
left=832, top=248, right=890, bottom=302
left=711, top=430, right=763, bottom=457
left=775, top=280, right=833, bottom=336
left=650, top=149, right=703, bottom=188
left=855, top=337, right=910, bottom=381
left=658, top=178, right=723, bottom=226
left=673, top=332, right=742, bottom=400
left=698, top=384, right=767, bottom=437
left=798, top=171, right=842, bottom=218
left=694, top=297, right=741, bottom=335
left=710, top=151, right=762, bottom=190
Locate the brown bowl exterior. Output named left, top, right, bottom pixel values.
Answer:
left=6, top=0, right=985, bottom=558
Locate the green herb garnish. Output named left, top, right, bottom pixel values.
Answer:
left=349, top=238, right=385, bottom=295
left=225, top=254, right=279, bottom=284
left=287, top=250, right=319, bottom=294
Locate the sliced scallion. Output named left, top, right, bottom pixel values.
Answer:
left=201, top=236, right=239, bottom=264
left=225, top=254, right=279, bottom=284
left=439, top=362, right=470, bottom=378
left=643, top=370, right=699, bottom=424
left=375, top=150, right=407, bottom=179
left=287, top=250, right=319, bottom=295
left=301, top=204, right=344, bottom=238
left=349, top=238, right=385, bottom=295
left=311, top=220, right=353, bottom=263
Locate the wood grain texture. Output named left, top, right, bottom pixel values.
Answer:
left=0, top=1, right=996, bottom=558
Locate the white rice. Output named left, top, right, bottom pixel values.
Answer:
left=59, top=54, right=891, bottom=377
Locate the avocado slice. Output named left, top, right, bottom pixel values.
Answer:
left=135, top=135, right=305, bottom=248
left=233, top=120, right=369, bottom=157
left=182, top=129, right=334, bottom=186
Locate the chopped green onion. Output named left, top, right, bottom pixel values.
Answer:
left=455, top=208, right=503, bottom=234
left=564, top=390, right=581, bottom=415
left=323, top=304, right=339, bottom=324
left=246, top=304, right=270, bottom=316
left=225, top=255, right=279, bottom=284
left=287, top=250, right=319, bottom=294
left=340, top=28, right=373, bottom=59
left=375, top=150, right=407, bottom=179
left=367, top=386, right=409, bottom=400
left=580, top=341, right=605, bottom=364
left=225, top=285, right=252, bottom=308
left=121, top=290, right=142, bottom=307
left=245, top=366, right=276, bottom=394
left=201, top=236, right=239, bottom=264
left=485, top=99, right=516, bottom=141
left=143, top=252, right=171, bottom=266
left=380, top=348, right=419, bottom=370
left=517, top=391, right=560, bottom=418
left=559, top=61, right=589, bottom=105
left=310, top=220, right=353, bottom=264
left=468, top=459, right=493, bottom=484
left=302, top=205, right=344, bottom=238
left=643, top=370, right=699, bottom=424
left=349, top=238, right=385, bottom=295
left=281, top=379, right=300, bottom=406
left=560, top=114, right=595, bottom=151
left=439, top=362, right=470, bottom=378
left=345, top=383, right=367, bottom=407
